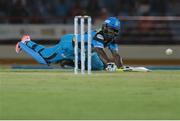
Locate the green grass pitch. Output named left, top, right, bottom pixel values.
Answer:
left=0, top=69, right=180, bottom=119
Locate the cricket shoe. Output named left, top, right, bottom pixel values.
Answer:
left=15, top=35, right=31, bottom=53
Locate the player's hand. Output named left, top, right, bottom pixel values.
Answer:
left=106, top=62, right=117, bottom=72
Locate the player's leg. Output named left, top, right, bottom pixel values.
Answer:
left=16, top=35, right=46, bottom=54
left=15, top=35, right=65, bottom=64
left=15, top=35, right=51, bottom=64
left=15, top=35, right=31, bottom=53
left=18, top=42, right=48, bottom=64
left=39, top=34, right=74, bottom=64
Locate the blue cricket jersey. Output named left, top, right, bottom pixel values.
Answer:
left=76, top=30, right=119, bottom=52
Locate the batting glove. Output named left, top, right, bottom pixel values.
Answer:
left=106, top=62, right=117, bottom=72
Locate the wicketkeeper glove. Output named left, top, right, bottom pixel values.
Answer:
left=105, top=62, right=117, bottom=72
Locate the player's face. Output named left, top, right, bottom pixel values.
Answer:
left=103, top=26, right=119, bottom=39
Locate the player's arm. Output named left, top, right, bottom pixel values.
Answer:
left=111, top=50, right=123, bottom=68
left=92, top=34, right=112, bottom=66
left=93, top=33, right=116, bottom=70
left=109, top=43, right=123, bottom=68
left=94, top=47, right=111, bottom=66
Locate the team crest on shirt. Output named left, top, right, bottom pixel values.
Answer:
left=96, top=34, right=104, bottom=40
left=105, top=20, right=110, bottom=23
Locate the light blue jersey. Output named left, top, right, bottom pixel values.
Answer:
left=76, top=30, right=119, bottom=52
left=19, top=30, right=119, bottom=70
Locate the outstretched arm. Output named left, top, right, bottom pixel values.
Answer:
left=111, top=50, right=123, bottom=68
left=94, top=47, right=111, bottom=67
left=109, top=43, right=123, bottom=68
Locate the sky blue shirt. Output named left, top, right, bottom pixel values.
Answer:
left=77, top=30, right=119, bottom=52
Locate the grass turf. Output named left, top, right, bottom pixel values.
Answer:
left=0, top=69, right=180, bottom=119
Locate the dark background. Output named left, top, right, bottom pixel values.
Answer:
left=0, top=0, right=180, bottom=45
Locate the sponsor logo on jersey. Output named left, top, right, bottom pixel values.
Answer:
left=96, top=34, right=104, bottom=40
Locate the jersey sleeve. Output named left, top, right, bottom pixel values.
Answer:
left=92, top=33, right=105, bottom=49
left=92, top=40, right=104, bottom=48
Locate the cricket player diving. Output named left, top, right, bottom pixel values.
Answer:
left=15, top=17, right=124, bottom=71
